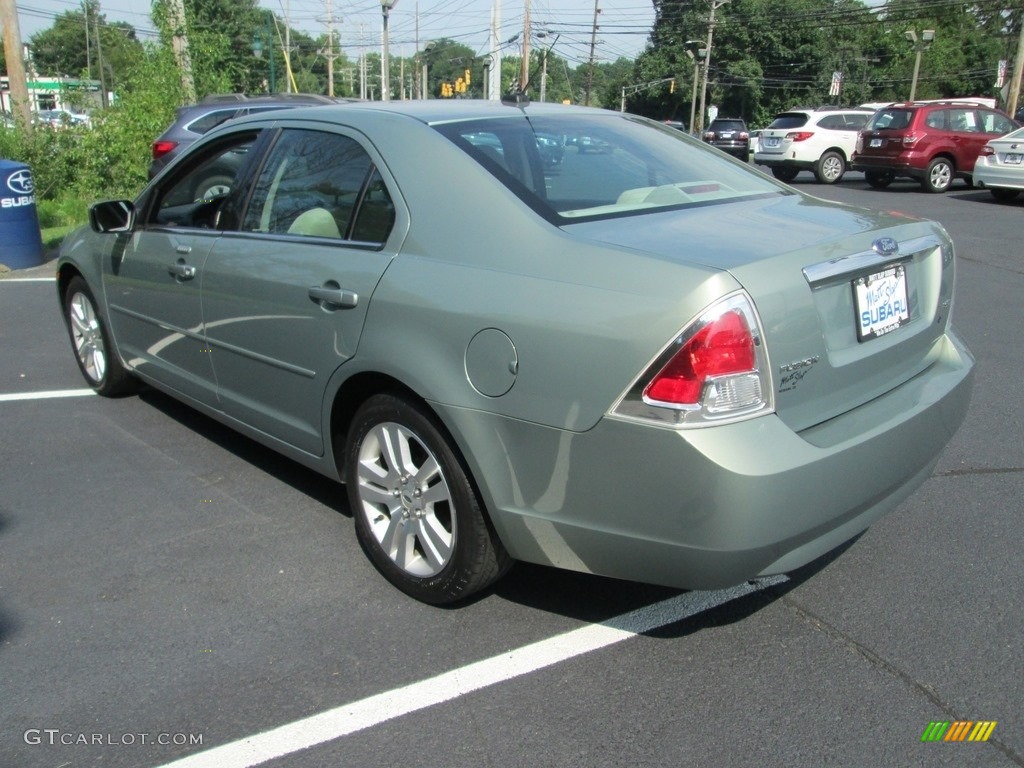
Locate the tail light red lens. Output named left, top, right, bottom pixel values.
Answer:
left=979, top=146, right=995, bottom=156
left=644, top=310, right=755, bottom=405
left=152, top=140, right=178, bottom=160
left=611, top=293, right=774, bottom=427
left=786, top=132, right=814, bottom=142
left=902, top=131, right=924, bottom=146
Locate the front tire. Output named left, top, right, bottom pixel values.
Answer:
left=814, top=151, right=845, bottom=184
left=923, top=157, right=953, bottom=193
left=63, top=276, right=135, bottom=397
left=344, top=394, right=510, bottom=604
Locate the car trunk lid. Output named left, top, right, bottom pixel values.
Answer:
left=562, top=194, right=955, bottom=433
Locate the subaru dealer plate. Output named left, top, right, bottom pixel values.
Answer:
left=870, top=138, right=883, bottom=148
left=765, top=137, right=780, bottom=148
left=853, top=264, right=910, bottom=341
left=1005, top=153, right=1022, bottom=165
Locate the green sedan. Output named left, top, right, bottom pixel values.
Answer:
left=57, top=100, right=974, bottom=604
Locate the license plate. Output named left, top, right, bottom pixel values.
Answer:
left=765, top=137, right=780, bottom=148
left=870, top=138, right=883, bottom=148
left=1005, top=153, right=1022, bottom=164
left=853, top=265, right=910, bottom=342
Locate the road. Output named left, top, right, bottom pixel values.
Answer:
left=1, top=176, right=1021, bottom=768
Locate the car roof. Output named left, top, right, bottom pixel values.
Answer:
left=226, top=99, right=617, bottom=127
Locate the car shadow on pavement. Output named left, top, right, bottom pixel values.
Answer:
left=137, top=387, right=351, bottom=518
left=491, top=536, right=860, bottom=629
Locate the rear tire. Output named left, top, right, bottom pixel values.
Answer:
left=923, top=157, right=953, bottom=193
left=814, top=151, right=845, bottom=184
left=63, top=276, right=135, bottom=397
left=344, top=393, right=511, bottom=604
left=865, top=170, right=893, bottom=189
left=770, top=167, right=799, bottom=182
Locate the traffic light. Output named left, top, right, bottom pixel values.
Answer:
left=464, top=69, right=471, bottom=86
left=456, top=77, right=466, bottom=94
left=670, top=79, right=675, bottom=94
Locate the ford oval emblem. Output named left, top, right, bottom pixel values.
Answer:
left=872, top=237, right=898, bottom=256
left=6, top=169, right=34, bottom=195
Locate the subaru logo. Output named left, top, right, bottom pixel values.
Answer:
left=6, top=169, right=34, bottom=195
left=872, top=237, right=898, bottom=256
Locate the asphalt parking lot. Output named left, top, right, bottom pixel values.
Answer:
left=1, top=176, right=1022, bottom=768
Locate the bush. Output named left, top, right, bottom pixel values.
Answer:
left=0, top=45, right=183, bottom=217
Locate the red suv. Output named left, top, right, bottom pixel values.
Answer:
left=852, top=101, right=1018, bottom=192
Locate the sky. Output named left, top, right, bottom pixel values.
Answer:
left=14, top=0, right=657, bottom=68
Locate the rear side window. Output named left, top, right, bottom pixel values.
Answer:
left=767, top=113, right=810, bottom=130
left=187, top=109, right=240, bottom=135
left=242, top=128, right=395, bottom=245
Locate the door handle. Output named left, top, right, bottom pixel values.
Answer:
left=309, top=285, right=358, bottom=309
left=168, top=260, right=196, bottom=280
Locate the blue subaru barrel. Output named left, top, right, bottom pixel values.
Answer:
left=0, top=159, right=44, bottom=269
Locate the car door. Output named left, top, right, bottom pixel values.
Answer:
left=104, top=130, right=262, bottom=405
left=201, top=125, right=401, bottom=456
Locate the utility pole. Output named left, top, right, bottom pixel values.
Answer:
left=520, top=0, right=530, bottom=92
left=697, top=0, right=729, bottom=137
left=165, top=0, right=195, bottom=102
left=583, top=0, right=599, bottom=105
left=323, top=0, right=339, bottom=97
left=94, top=1, right=108, bottom=107
left=1008, top=20, right=1024, bottom=118
left=0, top=0, right=32, bottom=131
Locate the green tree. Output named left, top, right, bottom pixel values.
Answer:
left=27, top=1, right=144, bottom=90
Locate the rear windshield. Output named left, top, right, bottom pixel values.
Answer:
left=710, top=120, right=746, bottom=132
left=865, top=109, right=914, bottom=131
left=433, top=114, right=779, bottom=223
left=767, top=113, right=810, bottom=130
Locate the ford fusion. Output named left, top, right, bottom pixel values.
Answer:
left=57, top=101, right=974, bottom=604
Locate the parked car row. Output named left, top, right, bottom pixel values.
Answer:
left=703, top=101, right=1022, bottom=202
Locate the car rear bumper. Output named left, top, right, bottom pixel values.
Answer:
left=850, top=156, right=928, bottom=180
left=974, top=164, right=1024, bottom=190
left=753, top=154, right=815, bottom=171
left=438, top=330, right=974, bottom=590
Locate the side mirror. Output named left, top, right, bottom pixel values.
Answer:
left=89, top=200, right=136, bottom=234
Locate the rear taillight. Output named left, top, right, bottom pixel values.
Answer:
left=786, top=131, right=814, bottom=142
left=152, top=140, right=178, bottom=160
left=739, top=131, right=749, bottom=140
left=704, top=132, right=715, bottom=140
left=611, top=293, right=773, bottom=427
left=979, top=146, right=995, bottom=156
left=902, top=131, right=925, bottom=146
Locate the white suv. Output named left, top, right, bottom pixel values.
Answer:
left=754, top=107, right=874, bottom=184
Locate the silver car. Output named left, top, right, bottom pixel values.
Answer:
left=57, top=101, right=974, bottom=604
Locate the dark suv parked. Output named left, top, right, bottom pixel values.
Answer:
left=148, top=93, right=339, bottom=179
left=702, top=118, right=750, bottom=160
left=851, top=101, right=1018, bottom=192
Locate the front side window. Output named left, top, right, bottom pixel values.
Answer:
left=150, top=132, right=259, bottom=228
left=242, top=129, right=395, bottom=244
left=435, top=114, right=779, bottom=223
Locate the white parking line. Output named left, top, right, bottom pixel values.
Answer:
left=155, top=576, right=786, bottom=768
left=0, top=389, right=95, bottom=402
left=0, top=277, right=55, bottom=282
